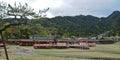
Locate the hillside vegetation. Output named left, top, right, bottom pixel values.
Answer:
left=40, top=11, right=120, bottom=37
left=1, top=11, right=120, bottom=38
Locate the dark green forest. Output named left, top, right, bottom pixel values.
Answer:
left=39, top=11, right=120, bottom=37
left=1, top=11, right=120, bottom=38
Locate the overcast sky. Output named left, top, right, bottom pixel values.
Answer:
left=0, top=0, right=120, bottom=18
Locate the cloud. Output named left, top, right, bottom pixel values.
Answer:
left=49, top=0, right=120, bottom=17
left=0, top=0, right=29, bottom=5
left=1, top=0, right=120, bottom=18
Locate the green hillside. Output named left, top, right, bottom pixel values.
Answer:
left=39, top=11, right=120, bottom=37
left=1, top=11, right=120, bottom=38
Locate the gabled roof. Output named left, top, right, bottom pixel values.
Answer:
left=58, top=38, right=77, bottom=42
left=20, top=39, right=33, bottom=41
left=34, top=36, right=55, bottom=41
left=8, top=39, right=20, bottom=41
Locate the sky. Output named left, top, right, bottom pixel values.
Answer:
left=0, top=0, right=120, bottom=18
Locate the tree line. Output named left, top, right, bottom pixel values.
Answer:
left=39, top=11, right=120, bottom=37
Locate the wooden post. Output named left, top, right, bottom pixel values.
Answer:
left=1, top=33, right=9, bottom=60
left=3, top=41, right=9, bottom=60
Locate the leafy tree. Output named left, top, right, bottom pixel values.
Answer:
left=0, top=2, right=9, bottom=60
left=0, top=2, right=49, bottom=60
left=6, top=2, right=49, bottom=39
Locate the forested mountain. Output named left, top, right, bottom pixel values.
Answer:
left=39, top=11, right=120, bottom=37
left=105, top=11, right=120, bottom=36
left=40, top=15, right=100, bottom=37
left=1, top=11, right=120, bottom=38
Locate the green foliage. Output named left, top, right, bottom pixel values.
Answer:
left=40, top=15, right=101, bottom=37
left=2, top=11, right=120, bottom=38
left=28, top=24, right=50, bottom=36
left=104, top=11, right=120, bottom=36
left=39, top=11, right=120, bottom=37
left=7, top=2, right=35, bottom=19
left=0, top=2, right=49, bottom=39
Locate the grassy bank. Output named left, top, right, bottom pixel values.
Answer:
left=0, top=43, right=120, bottom=60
